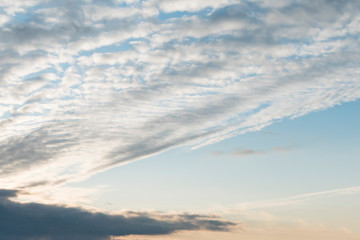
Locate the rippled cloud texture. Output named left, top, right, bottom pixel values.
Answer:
left=1, top=0, right=359, bottom=190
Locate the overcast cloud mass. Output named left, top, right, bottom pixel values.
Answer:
left=0, top=1, right=360, bottom=237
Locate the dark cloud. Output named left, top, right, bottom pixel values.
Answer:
left=0, top=190, right=236, bottom=240
left=0, top=189, right=18, bottom=199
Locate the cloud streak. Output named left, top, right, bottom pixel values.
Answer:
left=211, top=146, right=291, bottom=157
left=236, top=186, right=360, bottom=211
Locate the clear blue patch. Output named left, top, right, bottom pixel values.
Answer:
left=0, top=110, right=11, bottom=119
left=158, top=11, right=194, bottom=21
left=78, top=38, right=142, bottom=57
left=59, top=63, right=70, bottom=71
left=159, top=8, right=213, bottom=21
left=13, top=12, right=30, bottom=23
left=60, top=96, right=76, bottom=101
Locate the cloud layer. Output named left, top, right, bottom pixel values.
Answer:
left=0, top=189, right=235, bottom=240
left=0, top=0, right=360, bottom=188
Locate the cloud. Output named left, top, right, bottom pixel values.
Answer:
left=0, top=124, right=77, bottom=177
left=211, top=146, right=291, bottom=157
left=232, top=149, right=265, bottom=157
left=0, top=189, right=236, bottom=240
left=236, top=186, right=360, bottom=211
left=0, top=189, right=17, bottom=199
left=0, top=0, right=359, bottom=190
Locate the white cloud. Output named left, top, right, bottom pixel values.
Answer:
left=0, top=0, right=45, bottom=15
left=0, top=0, right=359, bottom=192
left=0, top=14, right=9, bottom=26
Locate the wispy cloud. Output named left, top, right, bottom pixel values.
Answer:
left=236, top=186, right=360, bottom=211
left=0, top=0, right=359, bottom=190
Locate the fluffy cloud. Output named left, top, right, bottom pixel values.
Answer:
left=0, top=0, right=359, bottom=190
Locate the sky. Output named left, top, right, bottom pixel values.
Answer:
left=0, top=0, right=359, bottom=239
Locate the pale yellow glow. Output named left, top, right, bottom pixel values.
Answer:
left=119, top=226, right=360, bottom=240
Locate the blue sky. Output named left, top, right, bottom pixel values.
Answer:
left=0, top=0, right=359, bottom=239
left=71, top=99, right=360, bottom=219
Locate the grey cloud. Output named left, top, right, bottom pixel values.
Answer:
left=232, top=149, right=265, bottom=157
left=210, top=150, right=224, bottom=156
left=0, top=189, right=17, bottom=199
left=100, top=127, right=218, bottom=171
left=0, top=190, right=236, bottom=240
left=101, top=45, right=360, bottom=167
left=0, top=0, right=139, bottom=54
left=208, top=3, right=264, bottom=24
left=19, top=181, right=51, bottom=188
left=210, top=146, right=292, bottom=158
left=280, top=0, right=357, bottom=23
left=0, top=21, right=85, bottom=49
left=0, top=125, right=77, bottom=177
left=100, top=91, right=255, bottom=169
